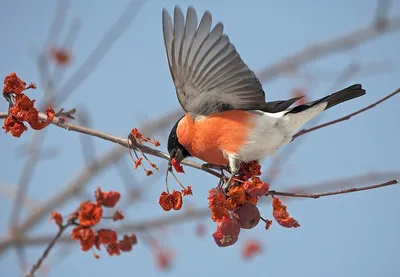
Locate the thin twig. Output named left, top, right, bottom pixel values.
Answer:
left=26, top=223, right=71, bottom=277
left=268, top=180, right=398, bottom=199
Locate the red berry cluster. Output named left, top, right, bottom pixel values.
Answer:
left=208, top=161, right=272, bottom=247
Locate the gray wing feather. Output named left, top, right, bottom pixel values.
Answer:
left=162, top=6, right=266, bottom=117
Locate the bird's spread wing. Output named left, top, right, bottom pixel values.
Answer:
left=162, top=6, right=266, bottom=117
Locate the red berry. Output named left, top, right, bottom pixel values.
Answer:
left=208, top=188, right=225, bottom=201
left=217, top=217, right=241, bottom=238
left=233, top=202, right=260, bottom=229
left=244, top=180, right=269, bottom=197
left=212, top=229, right=239, bottom=247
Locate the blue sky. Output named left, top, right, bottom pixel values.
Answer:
left=1, top=0, right=400, bottom=276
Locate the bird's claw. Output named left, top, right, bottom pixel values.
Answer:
left=221, top=175, right=236, bottom=193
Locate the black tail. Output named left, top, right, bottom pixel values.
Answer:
left=286, top=84, right=366, bottom=114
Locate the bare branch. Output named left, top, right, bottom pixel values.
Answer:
left=374, top=0, right=391, bottom=28
left=1, top=89, right=398, bottom=185
left=4, top=178, right=399, bottom=249
left=268, top=180, right=398, bottom=199
left=25, top=223, right=72, bottom=277
left=76, top=107, right=97, bottom=163
left=0, top=109, right=182, bottom=256
left=255, top=16, right=400, bottom=82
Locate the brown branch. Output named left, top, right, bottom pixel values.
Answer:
left=0, top=111, right=221, bottom=179
left=268, top=180, right=398, bottom=199
left=10, top=90, right=400, bottom=175
left=0, top=110, right=182, bottom=257
left=265, top=171, right=400, bottom=203
left=26, top=223, right=72, bottom=277
left=292, top=88, right=400, bottom=139
left=255, top=15, right=400, bottom=82
left=1, top=88, right=399, bottom=184
left=76, top=107, right=97, bottom=163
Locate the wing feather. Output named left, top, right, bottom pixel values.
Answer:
left=162, top=6, right=266, bottom=117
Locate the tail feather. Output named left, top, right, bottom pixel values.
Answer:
left=281, top=84, right=366, bottom=135
left=286, top=84, right=366, bottom=114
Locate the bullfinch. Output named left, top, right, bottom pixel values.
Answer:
left=163, top=6, right=366, bottom=180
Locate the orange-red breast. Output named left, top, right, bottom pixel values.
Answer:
left=163, top=6, right=366, bottom=176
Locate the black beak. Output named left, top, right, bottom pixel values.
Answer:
left=169, top=147, right=184, bottom=161
left=174, top=148, right=185, bottom=163
left=168, top=148, right=184, bottom=171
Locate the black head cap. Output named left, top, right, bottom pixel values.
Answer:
left=167, top=118, right=191, bottom=163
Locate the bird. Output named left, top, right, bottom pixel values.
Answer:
left=163, top=6, right=366, bottom=182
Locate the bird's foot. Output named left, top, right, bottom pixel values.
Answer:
left=221, top=174, right=238, bottom=193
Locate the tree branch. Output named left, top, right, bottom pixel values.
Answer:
left=256, top=16, right=400, bottom=82
left=3, top=178, right=399, bottom=249
left=268, top=180, right=398, bottom=199
left=25, top=223, right=72, bottom=277
left=2, top=89, right=398, bottom=177
left=0, top=110, right=182, bottom=256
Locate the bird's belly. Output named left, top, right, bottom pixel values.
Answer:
left=177, top=111, right=256, bottom=165
left=238, top=111, right=292, bottom=161
left=188, top=144, right=228, bottom=166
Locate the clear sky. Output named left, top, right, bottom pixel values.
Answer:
left=1, top=0, right=400, bottom=276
